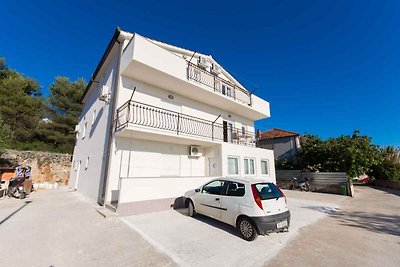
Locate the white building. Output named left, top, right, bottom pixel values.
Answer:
left=69, top=28, right=275, bottom=216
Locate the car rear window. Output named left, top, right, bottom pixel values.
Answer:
left=253, top=183, right=283, bottom=200
left=226, top=182, right=245, bottom=197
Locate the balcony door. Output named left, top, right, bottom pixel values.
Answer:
left=223, top=121, right=233, bottom=143
left=221, top=84, right=232, bottom=97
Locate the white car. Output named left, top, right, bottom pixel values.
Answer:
left=184, top=178, right=290, bottom=241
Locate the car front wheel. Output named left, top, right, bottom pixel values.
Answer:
left=237, top=217, right=258, bottom=241
left=187, top=200, right=195, bottom=217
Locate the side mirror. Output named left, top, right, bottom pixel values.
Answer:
left=195, top=188, right=200, bottom=193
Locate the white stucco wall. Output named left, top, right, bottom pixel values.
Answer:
left=221, top=142, right=276, bottom=183
left=106, top=136, right=222, bottom=203
left=109, top=136, right=275, bottom=204
left=118, top=78, right=255, bottom=132
left=68, top=53, right=118, bottom=202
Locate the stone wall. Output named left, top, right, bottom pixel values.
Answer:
left=1, top=149, right=72, bottom=184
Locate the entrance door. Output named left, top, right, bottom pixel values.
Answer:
left=74, top=160, right=81, bottom=190
left=223, top=121, right=233, bottom=143
left=209, top=157, right=219, bottom=177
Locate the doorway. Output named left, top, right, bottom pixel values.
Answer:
left=208, top=157, right=219, bottom=177
left=223, top=121, right=233, bottom=143
left=74, top=160, right=81, bottom=190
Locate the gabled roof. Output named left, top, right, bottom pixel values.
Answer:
left=81, top=28, right=249, bottom=103
left=145, top=36, right=246, bottom=89
left=259, top=128, right=299, bottom=140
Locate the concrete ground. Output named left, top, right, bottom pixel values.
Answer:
left=0, top=188, right=174, bottom=267
left=2, top=185, right=397, bottom=267
left=267, top=186, right=400, bottom=267
left=122, top=190, right=349, bottom=267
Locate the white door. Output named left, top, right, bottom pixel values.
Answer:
left=220, top=181, right=246, bottom=226
left=208, top=157, right=219, bottom=177
left=74, top=160, right=81, bottom=190
left=195, top=180, right=226, bottom=219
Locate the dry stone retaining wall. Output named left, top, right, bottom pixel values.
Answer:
left=1, top=149, right=71, bottom=184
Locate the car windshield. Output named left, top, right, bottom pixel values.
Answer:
left=253, top=183, right=282, bottom=200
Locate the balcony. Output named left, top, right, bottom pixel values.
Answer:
left=119, top=34, right=270, bottom=120
left=115, top=101, right=257, bottom=147
left=187, top=62, right=252, bottom=106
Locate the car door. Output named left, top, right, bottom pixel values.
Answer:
left=196, top=180, right=227, bottom=219
left=220, top=181, right=246, bottom=226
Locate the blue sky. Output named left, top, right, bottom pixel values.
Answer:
left=1, top=0, right=399, bottom=146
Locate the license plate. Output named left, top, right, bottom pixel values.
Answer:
left=276, top=220, right=288, bottom=229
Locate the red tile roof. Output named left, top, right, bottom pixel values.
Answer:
left=259, top=128, right=299, bottom=140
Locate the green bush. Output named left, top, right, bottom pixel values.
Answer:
left=371, top=147, right=400, bottom=181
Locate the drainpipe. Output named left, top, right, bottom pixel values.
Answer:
left=98, top=31, right=124, bottom=206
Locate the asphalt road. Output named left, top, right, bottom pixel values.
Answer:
left=266, top=186, right=400, bottom=267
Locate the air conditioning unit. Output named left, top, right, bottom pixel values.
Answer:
left=198, top=57, right=208, bottom=69
left=99, top=85, right=110, bottom=102
left=189, top=146, right=202, bottom=157
left=74, top=125, right=80, bottom=133
left=211, top=64, right=221, bottom=75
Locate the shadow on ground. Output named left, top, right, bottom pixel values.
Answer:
left=172, top=196, right=240, bottom=238
left=303, top=205, right=400, bottom=237
left=0, top=200, right=31, bottom=225
left=370, top=186, right=400, bottom=197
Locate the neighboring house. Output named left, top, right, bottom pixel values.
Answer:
left=257, top=128, right=301, bottom=164
left=69, top=28, right=275, bottom=216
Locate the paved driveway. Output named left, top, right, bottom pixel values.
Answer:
left=122, top=191, right=348, bottom=267
left=267, top=186, right=400, bottom=267
left=0, top=188, right=174, bottom=267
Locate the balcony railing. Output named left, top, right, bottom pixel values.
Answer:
left=187, top=62, right=252, bottom=106
left=115, top=101, right=257, bottom=147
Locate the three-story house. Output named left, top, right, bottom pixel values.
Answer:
left=69, top=28, right=275, bottom=216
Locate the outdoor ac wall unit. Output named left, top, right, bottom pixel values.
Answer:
left=99, top=85, right=110, bottom=102
left=198, top=57, right=209, bottom=69
left=74, top=125, right=80, bottom=133
left=211, top=64, right=221, bottom=75
left=189, top=146, right=202, bottom=157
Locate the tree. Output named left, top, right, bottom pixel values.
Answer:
left=0, top=114, right=12, bottom=150
left=37, top=77, right=86, bottom=153
left=298, top=130, right=380, bottom=178
left=0, top=58, right=44, bottom=146
left=371, top=147, right=400, bottom=181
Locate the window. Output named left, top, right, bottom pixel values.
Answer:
left=261, top=160, right=269, bottom=175
left=226, top=86, right=232, bottom=97
left=85, top=157, right=89, bottom=170
left=228, top=157, right=239, bottom=175
left=253, top=183, right=283, bottom=200
left=82, top=122, right=87, bottom=139
left=202, top=180, right=226, bottom=195
left=222, top=84, right=226, bottom=95
left=244, top=158, right=255, bottom=175
left=221, top=84, right=232, bottom=97
left=92, top=109, right=97, bottom=125
left=226, top=182, right=245, bottom=197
